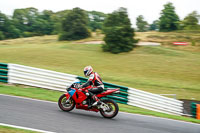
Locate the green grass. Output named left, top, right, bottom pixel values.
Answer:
left=0, top=34, right=200, bottom=100
left=0, top=84, right=63, bottom=101
left=0, top=32, right=200, bottom=126
left=0, top=125, right=38, bottom=133
left=0, top=84, right=200, bottom=124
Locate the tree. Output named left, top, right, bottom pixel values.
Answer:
left=13, top=7, right=39, bottom=34
left=149, top=20, right=159, bottom=31
left=181, top=11, right=200, bottom=30
left=59, top=8, right=91, bottom=41
left=136, top=15, right=149, bottom=32
left=6, top=25, right=21, bottom=38
left=12, top=8, right=55, bottom=36
left=159, top=2, right=180, bottom=32
left=102, top=7, right=138, bottom=54
left=0, top=12, right=10, bottom=37
left=0, top=11, right=20, bottom=39
left=0, top=31, right=5, bottom=40
left=39, top=10, right=54, bottom=34
left=87, top=11, right=107, bottom=31
left=32, top=10, right=54, bottom=35
left=12, top=9, right=27, bottom=33
left=49, top=10, right=70, bottom=34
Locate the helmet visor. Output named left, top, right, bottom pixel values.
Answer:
left=84, top=70, right=88, bottom=76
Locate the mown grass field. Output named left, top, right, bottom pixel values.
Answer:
left=0, top=32, right=200, bottom=100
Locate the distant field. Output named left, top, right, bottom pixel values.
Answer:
left=0, top=32, right=200, bottom=101
left=136, top=31, right=200, bottom=52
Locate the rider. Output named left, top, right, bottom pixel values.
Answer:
left=80, top=66, right=104, bottom=108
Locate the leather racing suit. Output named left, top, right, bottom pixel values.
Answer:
left=81, top=72, right=104, bottom=105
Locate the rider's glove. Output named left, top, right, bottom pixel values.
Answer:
left=74, top=83, right=81, bottom=89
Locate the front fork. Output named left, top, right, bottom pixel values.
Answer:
left=65, top=93, right=71, bottom=103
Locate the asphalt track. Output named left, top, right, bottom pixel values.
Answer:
left=0, top=94, right=200, bottom=133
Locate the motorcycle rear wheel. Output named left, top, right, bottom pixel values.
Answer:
left=58, top=94, right=75, bottom=112
left=100, top=99, right=119, bottom=118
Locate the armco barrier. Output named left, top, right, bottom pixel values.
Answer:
left=0, top=63, right=183, bottom=115
left=0, top=63, right=8, bottom=83
left=77, top=76, right=183, bottom=115
left=8, top=63, right=79, bottom=92
left=191, top=103, right=200, bottom=119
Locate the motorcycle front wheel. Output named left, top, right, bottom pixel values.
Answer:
left=100, top=99, right=119, bottom=118
left=58, top=94, right=75, bottom=112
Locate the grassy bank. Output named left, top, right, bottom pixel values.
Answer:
left=0, top=33, right=200, bottom=100
left=0, top=84, right=200, bottom=124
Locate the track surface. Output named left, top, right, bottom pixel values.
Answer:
left=0, top=94, right=199, bottom=133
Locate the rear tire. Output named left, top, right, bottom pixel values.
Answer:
left=100, top=99, right=119, bottom=118
left=58, top=94, right=75, bottom=112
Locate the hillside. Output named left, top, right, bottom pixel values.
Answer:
left=0, top=32, right=200, bottom=100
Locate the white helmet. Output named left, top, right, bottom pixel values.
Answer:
left=84, top=66, right=93, bottom=77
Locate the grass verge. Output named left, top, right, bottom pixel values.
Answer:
left=0, top=125, right=38, bottom=133
left=0, top=84, right=199, bottom=124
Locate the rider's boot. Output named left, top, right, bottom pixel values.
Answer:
left=87, top=99, right=92, bottom=109
left=87, top=92, right=93, bottom=109
left=87, top=92, right=101, bottom=109
left=91, top=95, right=102, bottom=107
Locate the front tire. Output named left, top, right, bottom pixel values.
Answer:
left=100, top=99, right=119, bottom=118
left=58, top=94, right=75, bottom=112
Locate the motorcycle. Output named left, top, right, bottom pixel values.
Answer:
left=58, top=82, right=120, bottom=118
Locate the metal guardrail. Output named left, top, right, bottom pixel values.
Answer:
left=190, top=102, right=200, bottom=119
left=78, top=74, right=183, bottom=115
left=159, top=94, right=177, bottom=99
left=0, top=63, right=8, bottom=83
left=8, top=63, right=78, bottom=92
left=0, top=63, right=184, bottom=115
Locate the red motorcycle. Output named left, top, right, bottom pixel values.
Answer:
left=58, top=82, right=120, bottom=118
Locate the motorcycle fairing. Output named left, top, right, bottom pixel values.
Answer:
left=97, top=89, right=119, bottom=98
left=68, top=88, right=76, bottom=96
left=72, top=89, right=87, bottom=103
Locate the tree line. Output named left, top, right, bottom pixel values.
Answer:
left=0, top=7, right=107, bottom=40
left=0, top=2, right=199, bottom=54
left=136, top=2, right=200, bottom=32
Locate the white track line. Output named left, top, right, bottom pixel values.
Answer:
left=0, top=123, right=56, bottom=133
